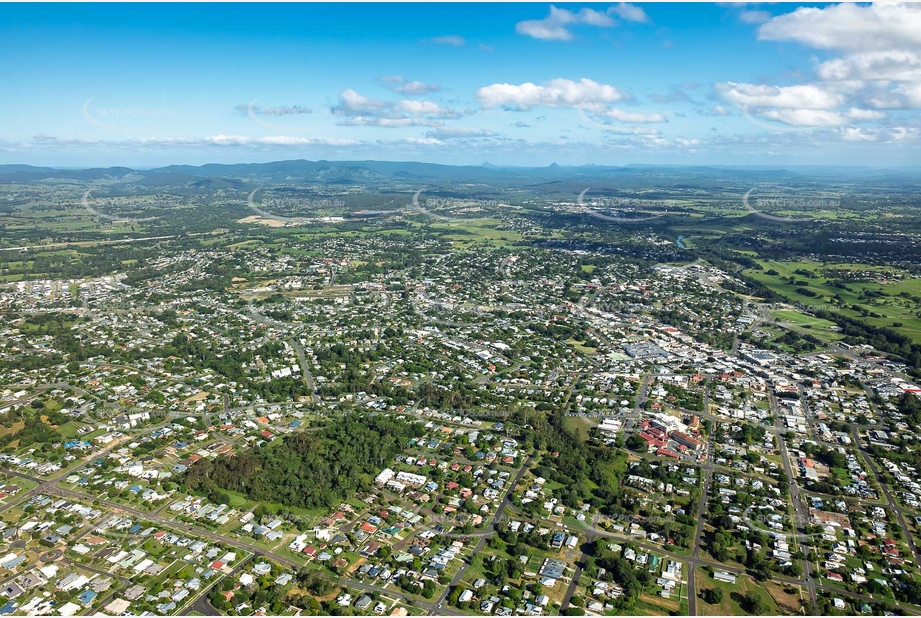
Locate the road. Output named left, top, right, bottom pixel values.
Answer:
left=289, top=338, right=321, bottom=404
left=432, top=454, right=535, bottom=614
left=687, top=409, right=716, bottom=616
left=0, top=466, right=450, bottom=615
left=772, top=392, right=818, bottom=611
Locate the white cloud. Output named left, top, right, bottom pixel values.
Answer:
left=584, top=104, right=667, bottom=123
left=758, top=3, right=921, bottom=53
left=845, top=107, right=887, bottom=121
left=751, top=106, right=885, bottom=127
left=425, top=127, right=497, bottom=140
left=896, top=82, right=921, bottom=107
left=739, top=10, right=771, bottom=25
left=331, top=89, right=463, bottom=127
left=758, top=109, right=848, bottom=127
left=476, top=78, right=629, bottom=110
left=400, top=137, right=445, bottom=146
left=675, top=137, right=701, bottom=148
left=334, top=89, right=391, bottom=115
left=516, top=5, right=615, bottom=41
left=839, top=126, right=917, bottom=142
left=608, top=3, right=650, bottom=24
left=716, top=82, right=845, bottom=109
left=399, top=100, right=448, bottom=115
left=818, top=51, right=921, bottom=83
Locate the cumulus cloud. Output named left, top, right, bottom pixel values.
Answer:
left=818, top=51, right=921, bottom=83
left=516, top=5, right=615, bottom=41
left=758, top=3, right=921, bottom=53
left=476, top=78, right=630, bottom=110
left=748, top=3, right=921, bottom=116
left=583, top=104, right=668, bottom=123
left=750, top=106, right=885, bottom=127
left=608, top=3, right=650, bottom=24
left=715, top=82, right=846, bottom=110
left=332, top=89, right=392, bottom=115
left=330, top=89, right=463, bottom=128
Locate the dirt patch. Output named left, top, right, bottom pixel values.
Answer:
left=346, top=557, right=367, bottom=576
left=183, top=392, right=210, bottom=403
left=237, top=215, right=287, bottom=228
left=639, top=591, right=678, bottom=613
left=0, top=420, right=25, bottom=437
left=762, top=580, right=803, bottom=615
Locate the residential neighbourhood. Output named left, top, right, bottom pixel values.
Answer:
left=2, top=233, right=921, bottom=618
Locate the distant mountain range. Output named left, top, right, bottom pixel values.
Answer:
left=1, top=160, right=918, bottom=188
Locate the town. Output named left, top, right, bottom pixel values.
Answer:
left=2, top=199, right=921, bottom=618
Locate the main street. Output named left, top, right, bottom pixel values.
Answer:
left=771, top=392, right=818, bottom=611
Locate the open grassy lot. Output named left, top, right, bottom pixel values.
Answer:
left=563, top=416, right=598, bottom=440
left=772, top=310, right=845, bottom=342
left=694, top=568, right=781, bottom=616
left=761, top=580, right=806, bottom=615
left=427, top=218, right=524, bottom=248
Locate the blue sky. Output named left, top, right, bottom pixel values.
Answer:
left=1, top=2, right=920, bottom=167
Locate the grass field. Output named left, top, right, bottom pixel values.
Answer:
left=563, top=416, right=598, bottom=440
left=566, top=338, right=598, bottom=355
left=772, top=310, right=845, bottom=342
left=746, top=260, right=921, bottom=343
left=694, top=568, right=781, bottom=616
left=426, top=218, right=524, bottom=248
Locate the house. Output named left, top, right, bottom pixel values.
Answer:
left=713, top=571, right=736, bottom=584
left=354, top=595, right=373, bottom=611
